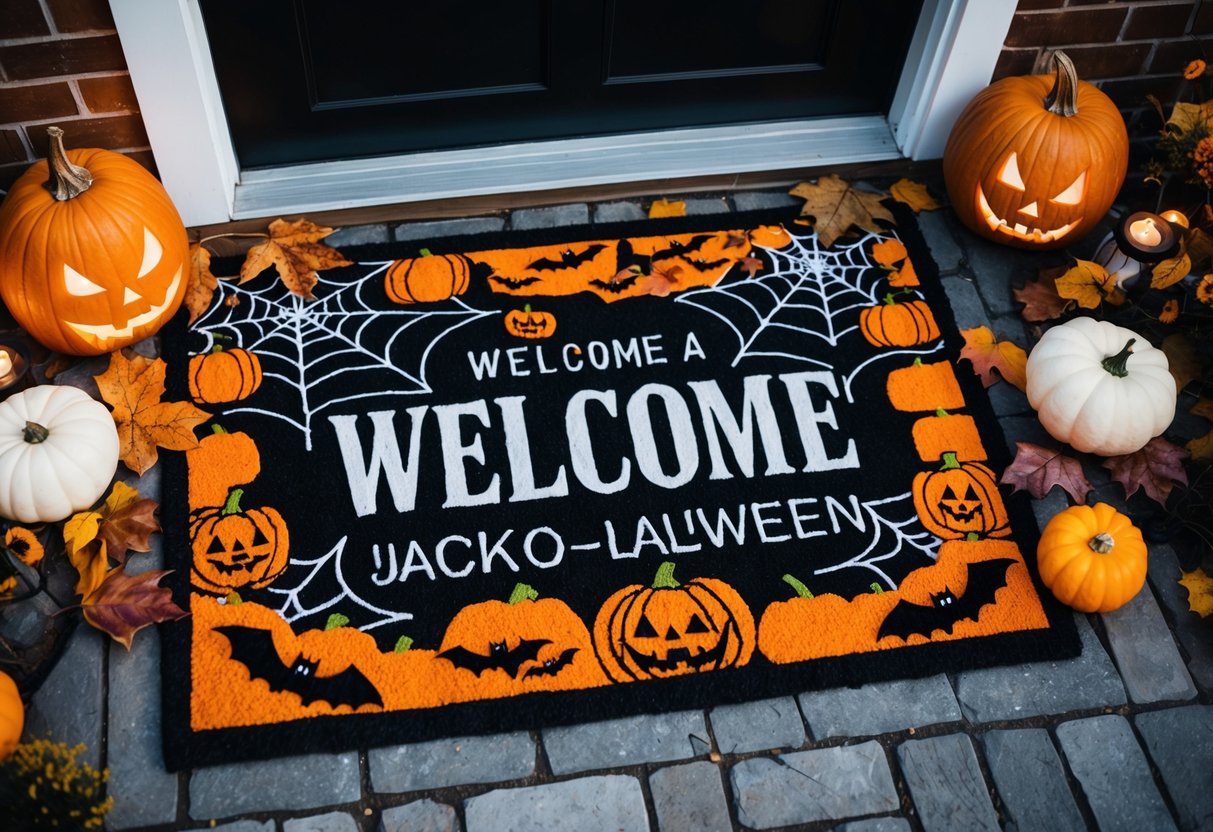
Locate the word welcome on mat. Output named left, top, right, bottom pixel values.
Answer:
left=160, top=209, right=1078, bottom=769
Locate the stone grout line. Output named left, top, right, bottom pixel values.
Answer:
left=11, top=186, right=1210, bottom=832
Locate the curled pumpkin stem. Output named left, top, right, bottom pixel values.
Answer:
left=1100, top=339, right=1135, bottom=377
left=44, top=126, right=93, bottom=201
left=1043, top=51, right=1079, bottom=117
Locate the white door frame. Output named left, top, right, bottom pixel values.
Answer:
left=108, top=0, right=1017, bottom=227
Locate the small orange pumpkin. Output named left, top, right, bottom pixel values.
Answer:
left=384, top=251, right=470, bottom=304
left=504, top=304, right=556, bottom=339
left=188, top=344, right=262, bottom=404
left=886, top=358, right=966, bottom=412
left=910, top=410, right=987, bottom=463
left=860, top=295, right=940, bottom=347
left=1036, top=502, right=1147, bottom=612
left=186, top=424, right=261, bottom=510
left=912, top=452, right=1010, bottom=540
left=592, top=561, right=754, bottom=682
left=190, top=487, right=289, bottom=593
left=0, top=669, right=22, bottom=761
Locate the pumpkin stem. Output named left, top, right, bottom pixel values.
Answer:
left=508, top=583, right=539, bottom=604
left=211, top=424, right=229, bottom=435
left=21, top=421, right=49, bottom=444
left=524, top=303, right=533, bottom=314
left=912, top=357, right=924, bottom=366
left=966, top=532, right=981, bottom=542
left=935, top=408, right=950, bottom=417
left=1043, top=51, right=1079, bottom=117
left=882, top=292, right=898, bottom=305
left=221, top=487, right=244, bottom=516
left=44, top=126, right=93, bottom=201
left=652, top=561, right=681, bottom=589
left=939, top=451, right=961, bottom=471
left=782, top=574, right=813, bottom=598
left=419, top=248, right=433, bottom=257
left=870, top=582, right=885, bottom=594
left=393, top=635, right=414, bottom=653
left=1088, top=532, right=1115, bottom=554
left=324, top=612, right=350, bottom=630
left=1100, top=339, right=1135, bottom=377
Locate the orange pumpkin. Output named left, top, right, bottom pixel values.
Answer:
left=912, top=452, right=1010, bottom=540
left=188, top=344, right=262, bottom=404
left=186, top=425, right=261, bottom=510
left=886, top=358, right=966, bottom=412
left=1036, top=502, right=1147, bottom=612
left=504, top=304, right=556, bottom=339
left=190, top=487, right=289, bottom=593
left=943, top=51, right=1128, bottom=250
left=0, top=669, right=22, bottom=761
left=385, top=251, right=470, bottom=304
left=592, top=561, right=754, bottom=682
left=910, top=410, right=987, bottom=463
left=859, top=296, right=940, bottom=347
left=0, top=126, right=189, bottom=355
left=757, top=575, right=896, bottom=664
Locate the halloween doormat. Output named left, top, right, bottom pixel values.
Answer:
left=159, top=207, right=1079, bottom=770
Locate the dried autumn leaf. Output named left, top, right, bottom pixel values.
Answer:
left=1166, top=100, right=1213, bottom=134
left=94, top=352, right=210, bottom=476
left=738, top=256, right=763, bottom=278
left=648, top=199, right=686, bottom=218
left=97, top=481, right=160, bottom=564
left=64, top=509, right=106, bottom=598
left=185, top=242, right=219, bottom=324
left=81, top=568, right=188, bottom=650
left=1179, top=568, right=1213, bottom=617
left=1162, top=333, right=1203, bottom=393
left=1159, top=298, right=1180, bottom=324
left=1151, top=252, right=1191, bottom=290
left=959, top=326, right=1028, bottom=390
left=1186, top=429, right=1213, bottom=461
left=1000, top=441, right=1093, bottom=504
left=1101, top=437, right=1190, bottom=507
left=1013, top=269, right=1074, bottom=322
left=240, top=218, right=353, bottom=299
left=1055, top=259, right=1126, bottom=308
left=889, top=178, right=940, bottom=212
left=789, top=176, right=894, bottom=248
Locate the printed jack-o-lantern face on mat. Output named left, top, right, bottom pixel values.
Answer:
left=504, top=304, right=556, bottom=339
left=912, top=453, right=1010, bottom=540
left=593, top=562, right=755, bottom=682
left=190, top=488, right=290, bottom=593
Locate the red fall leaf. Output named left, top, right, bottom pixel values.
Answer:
left=1000, top=441, right=1093, bottom=504
left=82, top=568, right=188, bottom=650
left=1101, top=437, right=1190, bottom=507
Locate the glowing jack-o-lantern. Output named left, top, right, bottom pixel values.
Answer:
left=0, top=127, right=189, bottom=355
left=943, top=51, right=1127, bottom=250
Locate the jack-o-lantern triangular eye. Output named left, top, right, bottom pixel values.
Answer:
left=138, top=228, right=163, bottom=279
left=1050, top=170, right=1086, bottom=206
left=997, top=152, right=1026, bottom=191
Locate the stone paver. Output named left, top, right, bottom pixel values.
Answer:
left=730, top=741, right=899, bottom=829
left=732, top=190, right=799, bottom=212
left=463, top=774, right=648, bottom=832
left=954, top=614, right=1126, bottom=723
left=1147, top=543, right=1213, bottom=690
left=184, top=823, right=274, bottom=832
left=1101, top=583, right=1196, bottom=703
left=897, top=733, right=999, bottom=832
left=283, top=812, right=359, bottom=832
left=592, top=201, right=646, bottom=223
left=981, top=728, right=1085, bottom=832
left=324, top=223, right=390, bottom=247
left=189, top=752, right=360, bottom=819
left=368, top=732, right=535, bottom=793
left=678, top=196, right=730, bottom=214
left=24, top=624, right=105, bottom=767
left=380, top=799, right=460, bottom=832
left=1135, top=705, right=1213, bottom=831
left=965, top=237, right=1023, bottom=317
left=799, top=674, right=961, bottom=740
left=542, top=710, right=706, bottom=775
left=509, top=203, right=590, bottom=230
left=1056, top=715, right=1177, bottom=832
left=939, top=276, right=992, bottom=330
left=648, top=761, right=732, bottom=832
left=394, top=216, right=506, bottom=241
left=916, top=209, right=964, bottom=274
left=709, top=696, right=805, bottom=754
left=835, top=820, right=912, bottom=832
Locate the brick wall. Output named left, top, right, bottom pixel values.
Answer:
left=0, top=0, right=1208, bottom=199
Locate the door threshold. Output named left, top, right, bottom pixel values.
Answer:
left=231, top=116, right=901, bottom=221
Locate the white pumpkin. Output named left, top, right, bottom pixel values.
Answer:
left=1026, top=317, right=1176, bottom=456
left=0, top=385, right=119, bottom=523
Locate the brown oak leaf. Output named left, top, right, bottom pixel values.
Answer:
left=1151, top=252, right=1192, bottom=290
left=1162, top=333, right=1203, bottom=393
left=1101, top=437, right=1190, bottom=507
left=1054, top=259, right=1126, bottom=308
left=959, top=326, right=1028, bottom=390
left=97, top=481, right=160, bottom=564
left=94, top=352, right=210, bottom=475
left=240, top=218, right=353, bottom=299
left=648, top=199, right=686, bottom=218
left=789, top=176, right=894, bottom=248
left=185, top=242, right=218, bottom=324
left=1000, top=441, right=1093, bottom=504
left=81, top=568, right=188, bottom=650
left=889, top=178, right=940, bottom=212
left=1013, top=268, right=1074, bottom=322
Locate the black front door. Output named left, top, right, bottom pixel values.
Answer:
left=200, top=0, right=923, bottom=169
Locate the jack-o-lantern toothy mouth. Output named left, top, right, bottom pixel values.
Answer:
left=65, top=266, right=184, bottom=346
left=976, top=186, right=1080, bottom=244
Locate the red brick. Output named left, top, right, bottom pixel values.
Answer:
left=1123, top=3, right=1195, bottom=40
left=1098, top=76, right=1179, bottom=111
left=77, top=74, right=139, bottom=113
left=1004, top=8, right=1129, bottom=48
left=1055, top=43, right=1153, bottom=80
left=993, top=49, right=1041, bottom=80
left=26, top=114, right=148, bottom=154
left=0, top=0, right=50, bottom=40
left=1149, top=39, right=1213, bottom=75
left=0, top=35, right=127, bottom=80
left=0, top=82, right=78, bottom=123
left=0, top=129, right=30, bottom=165
left=1195, top=3, right=1213, bottom=34
left=46, top=0, right=116, bottom=33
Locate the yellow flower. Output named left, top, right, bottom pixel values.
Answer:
left=4, top=526, right=43, bottom=566
left=1193, top=137, right=1213, bottom=187
left=1159, top=298, right=1180, bottom=323
left=1185, top=59, right=1207, bottom=80
left=1198, top=273, right=1213, bottom=306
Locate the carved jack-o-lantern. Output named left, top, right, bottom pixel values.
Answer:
left=190, top=487, right=290, bottom=593
left=943, top=51, right=1128, bottom=250
left=912, top=452, right=1010, bottom=540
left=0, top=127, right=189, bottom=355
left=593, top=561, right=755, bottom=682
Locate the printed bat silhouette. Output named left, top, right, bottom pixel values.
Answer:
left=877, top=558, right=1016, bottom=641
left=526, top=244, right=607, bottom=271
left=522, top=647, right=579, bottom=679
left=649, top=234, right=716, bottom=262
left=437, top=638, right=551, bottom=677
left=489, top=275, right=543, bottom=289
left=215, top=625, right=383, bottom=709
left=589, top=271, right=643, bottom=293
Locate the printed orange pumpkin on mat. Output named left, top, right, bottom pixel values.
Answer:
left=186, top=424, right=261, bottom=511
left=912, top=452, right=1010, bottom=540
left=592, top=561, right=754, bottom=682
left=188, top=344, right=262, bottom=404
left=860, top=296, right=940, bottom=347
left=190, top=487, right=289, bottom=593
left=757, top=575, right=897, bottom=664
left=886, top=359, right=966, bottom=412
left=504, top=304, right=556, bottom=340
left=910, top=410, right=987, bottom=462
left=385, top=252, right=471, bottom=304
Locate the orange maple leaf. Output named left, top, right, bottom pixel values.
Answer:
left=959, top=326, right=1028, bottom=390
left=185, top=242, right=219, bottom=324
left=1054, top=259, right=1126, bottom=308
left=889, top=178, right=941, bottom=212
left=648, top=199, right=686, bottom=218
left=95, top=352, right=210, bottom=475
left=240, top=218, right=353, bottom=299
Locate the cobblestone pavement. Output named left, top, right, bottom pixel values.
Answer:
left=10, top=187, right=1212, bottom=831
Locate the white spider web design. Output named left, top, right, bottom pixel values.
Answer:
left=192, top=262, right=496, bottom=449
left=810, top=492, right=942, bottom=589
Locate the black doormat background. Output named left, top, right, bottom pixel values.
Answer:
left=159, top=206, right=1079, bottom=771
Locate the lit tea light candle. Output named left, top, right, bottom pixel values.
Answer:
left=0, top=341, right=30, bottom=399
left=1160, top=209, right=1190, bottom=229
left=1114, top=211, right=1179, bottom=262
left=1130, top=217, right=1162, bottom=246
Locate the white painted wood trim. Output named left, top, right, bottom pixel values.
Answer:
left=111, top=0, right=1014, bottom=225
